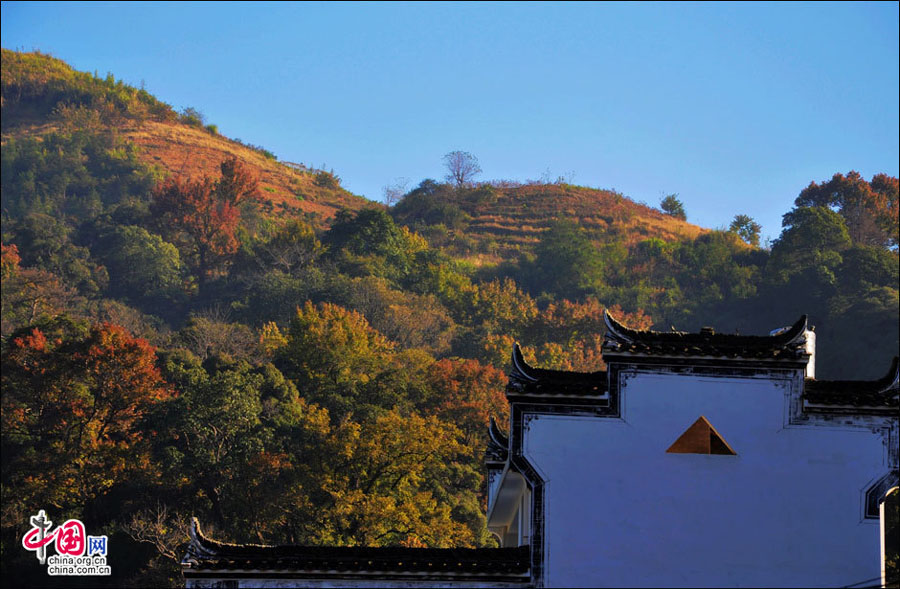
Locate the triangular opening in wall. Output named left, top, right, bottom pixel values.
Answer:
left=666, top=416, right=736, bottom=455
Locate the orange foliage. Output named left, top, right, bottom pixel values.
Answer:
left=524, top=299, right=652, bottom=371
left=152, top=157, right=259, bottom=284
left=2, top=320, right=171, bottom=512
left=425, top=358, right=509, bottom=445
left=1, top=243, right=21, bottom=279
left=1, top=247, right=79, bottom=336
left=797, top=171, right=899, bottom=247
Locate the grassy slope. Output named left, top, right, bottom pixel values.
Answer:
left=122, top=121, right=370, bottom=222
left=472, top=184, right=704, bottom=243
left=0, top=116, right=372, bottom=225
left=448, top=183, right=711, bottom=266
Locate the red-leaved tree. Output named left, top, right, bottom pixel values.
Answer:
left=1, top=318, right=170, bottom=524
left=152, top=157, right=259, bottom=287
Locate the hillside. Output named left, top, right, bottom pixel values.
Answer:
left=2, top=50, right=717, bottom=250
left=389, top=179, right=711, bottom=268
left=462, top=183, right=706, bottom=250
left=2, top=48, right=895, bottom=375
left=0, top=49, right=369, bottom=225
left=121, top=120, right=368, bottom=221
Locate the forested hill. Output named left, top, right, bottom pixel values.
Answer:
left=1, top=48, right=897, bottom=375
left=1, top=49, right=898, bottom=587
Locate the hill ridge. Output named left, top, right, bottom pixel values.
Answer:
left=2, top=49, right=713, bottom=248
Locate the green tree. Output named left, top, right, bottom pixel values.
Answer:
left=729, top=214, right=762, bottom=246
left=768, top=206, right=851, bottom=285
left=4, top=214, right=108, bottom=296
left=1, top=131, right=156, bottom=221
left=836, top=246, right=899, bottom=296
left=154, top=351, right=329, bottom=540
left=528, top=220, right=604, bottom=298
left=390, top=180, right=469, bottom=230
left=660, top=193, right=687, bottom=220
left=324, top=208, right=428, bottom=285
left=95, top=225, right=185, bottom=301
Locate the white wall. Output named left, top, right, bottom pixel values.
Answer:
left=524, top=371, right=889, bottom=588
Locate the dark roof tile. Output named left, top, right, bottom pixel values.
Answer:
left=507, top=344, right=607, bottom=398
left=601, top=312, right=810, bottom=361
left=183, top=519, right=530, bottom=576
left=803, top=357, right=899, bottom=412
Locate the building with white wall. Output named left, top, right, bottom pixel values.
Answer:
left=183, top=313, right=898, bottom=588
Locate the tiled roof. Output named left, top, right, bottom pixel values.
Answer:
left=803, top=357, right=899, bottom=413
left=182, top=519, right=530, bottom=577
left=486, top=416, right=509, bottom=463
left=507, top=344, right=607, bottom=398
left=601, top=312, right=811, bottom=361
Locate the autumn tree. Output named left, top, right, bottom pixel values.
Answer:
left=524, top=299, right=653, bottom=372
left=870, top=173, right=900, bottom=247
left=470, top=278, right=538, bottom=338
left=443, top=151, right=482, bottom=188
left=0, top=243, right=79, bottom=336
left=285, top=411, right=486, bottom=548
left=177, top=309, right=261, bottom=361
left=151, top=157, right=259, bottom=288
left=423, top=358, right=509, bottom=447
left=255, top=219, right=323, bottom=275
left=337, top=279, right=455, bottom=355
left=276, top=302, right=396, bottom=420
left=122, top=504, right=191, bottom=587
left=795, top=171, right=898, bottom=248
left=1, top=318, right=170, bottom=523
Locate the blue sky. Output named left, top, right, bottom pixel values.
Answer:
left=2, top=1, right=898, bottom=242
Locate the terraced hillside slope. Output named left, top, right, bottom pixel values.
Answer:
left=392, top=180, right=712, bottom=265
left=464, top=183, right=706, bottom=251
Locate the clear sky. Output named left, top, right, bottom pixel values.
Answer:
left=2, top=1, right=898, bottom=241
